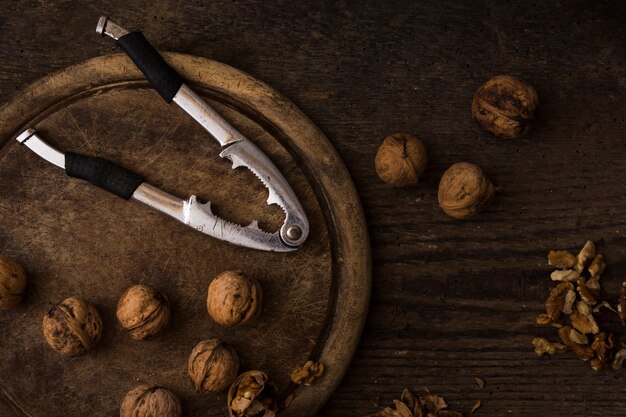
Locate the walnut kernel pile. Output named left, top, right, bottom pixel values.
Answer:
left=533, top=240, right=626, bottom=371
left=367, top=388, right=479, bottom=417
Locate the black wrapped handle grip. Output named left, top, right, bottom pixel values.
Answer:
left=65, top=152, right=144, bottom=200
left=117, top=32, right=183, bottom=102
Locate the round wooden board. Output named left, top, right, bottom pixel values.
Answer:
left=0, top=53, right=370, bottom=417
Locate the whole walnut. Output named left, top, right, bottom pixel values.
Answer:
left=42, top=296, right=102, bottom=357
left=227, top=371, right=277, bottom=417
left=207, top=271, right=262, bottom=327
left=472, top=75, right=539, bottom=138
left=375, top=133, right=427, bottom=187
left=188, top=339, right=239, bottom=393
left=116, top=284, right=170, bottom=340
left=0, top=256, right=27, bottom=309
left=120, top=384, right=182, bottom=417
left=438, top=162, right=495, bottom=219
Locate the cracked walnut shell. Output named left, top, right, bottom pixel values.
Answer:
left=472, top=75, right=539, bottom=138
left=438, top=162, right=494, bottom=219
left=228, top=370, right=277, bottom=417
left=0, top=256, right=27, bottom=309
left=42, top=296, right=102, bottom=357
left=375, top=134, right=428, bottom=187
left=120, top=384, right=182, bottom=417
left=116, top=284, right=170, bottom=340
left=188, top=339, right=239, bottom=393
left=207, top=271, right=262, bottom=327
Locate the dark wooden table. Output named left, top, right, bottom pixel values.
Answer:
left=1, top=1, right=625, bottom=416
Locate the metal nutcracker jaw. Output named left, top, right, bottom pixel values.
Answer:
left=95, top=16, right=309, bottom=250
left=16, top=129, right=305, bottom=252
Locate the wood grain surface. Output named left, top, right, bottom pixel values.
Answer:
left=1, top=1, right=626, bottom=416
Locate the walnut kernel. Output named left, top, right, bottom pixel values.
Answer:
left=116, top=284, right=170, bottom=340
left=532, top=337, right=560, bottom=356
left=558, top=326, right=594, bottom=361
left=375, top=133, right=428, bottom=187
left=290, top=360, right=325, bottom=385
left=0, top=256, right=27, bottom=309
left=548, top=250, right=576, bottom=269
left=588, top=254, right=606, bottom=278
left=471, top=75, right=539, bottom=138
left=207, top=271, right=262, bottom=327
left=42, top=296, right=102, bottom=357
left=550, top=269, right=579, bottom=282
left=188, top=339, right=239, bottom=393
left=575, top=240, right=595, bottom=273
left=576, top=278, right=597, bottom=305
left=120, top=384, right=182, bottom=417
left=545, top=282, right=575, bottom=321
left=437, top=162, right=495, bottom=219
left=570, top=301, right=599, bottom=335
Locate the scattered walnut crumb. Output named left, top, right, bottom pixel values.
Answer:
left=290, top=360, right=325, bottom=385
left=474, top=377, right=486, bottom=390
left=470, top=400, right=482, bottom=414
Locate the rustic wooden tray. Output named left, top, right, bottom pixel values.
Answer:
left=0, top=53, right=370, bottom=417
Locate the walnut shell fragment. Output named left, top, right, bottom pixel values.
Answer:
left=188, top=339, right=239, bottom=393
left=120, top=384, right=182, bottom=417
left=207, top=271, right=262, bottom=327
left=545, top=282, right=575, bottom=321
left=438, top=162, right=495, bottom=219
left=116, top=284, right=171, bottom=340
left=0, top=256, right=27, bottom=309
left=227, top=371, right=277, bottom=417
left=290, top=360, right=325, bottom=385
left=375, top=133, right=428, bottom=187
left=42, top=296, right=102, bottom=357
left=471, top=75, right=539, bottom=138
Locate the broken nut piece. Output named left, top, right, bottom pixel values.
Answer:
left=545, top=282, right=575, bottom=321
left=548, top=250, right=576, bottom=269
left=591, top=332, right=618, bottom=366
left=558, top=326, right=594, bottom=361
left=569, top=328, right=588, bottom=345
left=550, top=269, right=580, bottom=282
left=570, top=302, right=600, bottom=335
left=588, top=254, right=606, bottom=278
left=575, top=240, right=595, bottom=273
left=576, top=278, right=597, bottom=306
left=532, top=337, right=563, bottom=356
left=290, top=360, right=325, bottom=385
